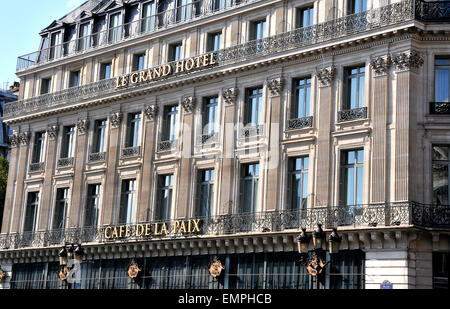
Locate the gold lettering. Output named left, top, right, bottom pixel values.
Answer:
left=195, top=56, right=202, bottom=68
left=139, top=71, right=148, bottom=82
left=202, top=54, right=210, bottom=67
left=116, top=76, right=122, bottom=88
left=122, top=75, right=129, bottom=87
left=185, top=58, right=195, bottom=71
left=104, top=226, right=113, bottom=239
left=147, top=69, right=154, bottom=81
left=210, top=52, right=216, bottom=65
left=160, top=223, right=168, bottom=235
left=154, top=223, right=161, bottom=235
left=172, top=221, right=180, bottom=234
left=125, top=225, right=132, bottom=238
left=153, top=67, right=162, bottom=78
left=145, top=223, right=152, bottom=236
left=119, top=225, right=126, bottom=238
left=175, top=60, right=184, bottom=73
left=112, top=227, right=119, bottom=239
left=162, top=64, right=172, bottom=76
left=136, top=224, right=145, bottom=237
left=130, top=73, right=139, bottom=84
left=179, top=221, right=187, bottom=234
left=192, top=219, right=201, bottom=233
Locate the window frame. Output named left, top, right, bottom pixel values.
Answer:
left=292, top=76, right=312, bottom=119
left=344, top=65, right=366, bottom=110
left=240, top=163, right=260, bottom=213
left=432, top=145, right=450, bottom=206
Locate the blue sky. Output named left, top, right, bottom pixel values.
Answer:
left=0, top=0, right=84, bottom=90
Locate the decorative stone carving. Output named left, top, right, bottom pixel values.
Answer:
left=9, top=133, right=20, bottom=148
left=267, top=78, right=284, bottom=97
left=392, top=50, right=424, bottom=72
left=46, top=125, right=59, bottom=140
left=144, top=105, right=159, bottom=121
left=110, top=112, right=123, bottom=129
left=182, top=96, right=196, bottom=113
left=223, top=87, right=238, bottom=105
left=19, top=132, right=31, bottom=146
left=315, top=66, right=336, bottom=87
left=370, top=55, right=392, bottom=76
left=76, top=119, right=90, bottom=135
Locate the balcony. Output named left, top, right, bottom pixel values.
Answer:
left=28, top=162, right=44, bottom=173
left=430, top=102, right=450, bottom=115
left=57, top=157, right=74, bottom=168
left=287, top=116, right=313, bottom=131
left=0, top=202, right=448, bottom=251
left=121, top=146, right=141, bottom=158
left=88, top=152, right=106, bottom=163
left=16, top=0, right=257, bottom=72
left=338, top=107, right=368, bottom=123
left=5, top=0, right=450, bottom=121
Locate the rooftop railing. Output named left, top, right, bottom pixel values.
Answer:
left=0, top=202, right=448, bottom=251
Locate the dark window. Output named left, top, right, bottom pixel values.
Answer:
left=31, top=132, right=45, bottom=164
left=84, top=184, right=101, bottom=227
left=240, top=163, right=259, bottom=213
left=340, top=149, right=364, bottom=207
left=288, top=157, right=309, bottom=211
left=168, top=43, right=183, bottom=62
left=348, top=0, right=367, bottom=14
left=100, top=63, right=112, bottom=80
left=24, top=192, right=39, bottom=232
left=207, top=32, right=222, bottom=52
left=69, top=71, right=80, bottom=88
left=251, top=20, right=266, bottom=40
left=93, top=119, right=107, bottom=153
left=344, top=66, right=365, bottom=110
left=156, top=175, right=174, bottom=221
left=292, top=77, right=312, bottom=119
left=60, top=126, right=75, bottom=159
left=202, top=97, right=218, bottom=134
left=78, top=22, right=91, bottom=51
left=119, top=179, right=136, bottom=224
left=433, top=252, right=449, bottom=289
left=297, top=6, right=314, bottom=28
left=40, top=78, right=51, bottom=94
left=49, top=32, right=62, bottom=60
left=244, top=87, right=263, bottom=126
left=432, top=145, right=450, bottom=205
left=109, top=13, right=122, bottom=43
left=142, top=1, right=156, bottom=32
left=126, top=113, right=141, bottom=147
left=435, top=57, right=450, bottom=103
left=162, top=105, right=179, bottom=141
left=329, top=250, right=365, bottom=289
left=196, top=169, right=215, bottom=217
left=133, top=53, right=146, bottom=71
left=52, top=188, right=69, bottom=230
left=176, top=0, right=193, bottom=22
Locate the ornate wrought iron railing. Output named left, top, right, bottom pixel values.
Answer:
left=240, top=124, right=265, bottom=138
left=338, top=107, right=368, bottom=122
left=0, top=202, right=448, bottom=251
left=430, top=102, right=450, bottom=115
left=57, top=157, right=74, bottom=168
left=121, top=146, right=141, bottom=158
left=88, top=152, right=106, bottom=163
left=158, top=139, right=178, bottom=152
left=287, top=116, right=313, bottom=130
left=28, top=162, right=44, bottom=173
left=197, top=132, right=219, bottom=145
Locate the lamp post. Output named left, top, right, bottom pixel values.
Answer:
left=296, top=224, right=342, bottom=289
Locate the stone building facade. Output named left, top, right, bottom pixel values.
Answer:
left=0, top=0, right=449, bottom=289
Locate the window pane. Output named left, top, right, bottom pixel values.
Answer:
left=433, top=146, right=449, bottom=161
left=346, top=167, right=355, bottom=205
left=435, top=69, right=449, bottom=102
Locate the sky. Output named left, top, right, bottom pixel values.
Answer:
left=0, top=0, right=86, bottom=90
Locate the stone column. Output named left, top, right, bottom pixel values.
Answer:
left=37, top=124, right=59, bottom=230
left=265, top=77, right=284, bottom=211
left=138, top=103, right=158, bottom=222
left=176, top=96, right=196, bottom=219
left=314, top=66, right=336, bottom=207
left=67, top=117, right=89, bottom=228
left=370, top=55, right=391, bottom=203
left=392, top=50, right=424, bottom=202
left=9, top=131, right=31, bottom=233
left=1, top=134, right=20, bottom=233
left=102, top=112, right=123, bottom=225
left=218, top=87, right=238, bottom=215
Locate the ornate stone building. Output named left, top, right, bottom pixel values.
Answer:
left=0, top=0, right=449, bottom=289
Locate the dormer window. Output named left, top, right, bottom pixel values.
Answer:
left=109, top=13, right=123, bottom=43
left=78, top=22, right=91, bottom=51
left=142, top=1, right=156, bottom=32
left=49, top=32, right=62, bottom=60
left=176, top=0, right=193, bottom=22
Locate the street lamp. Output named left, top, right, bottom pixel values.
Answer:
left=328, top=228, right=342, bottom=254
left=312, top=224, right=325, bottom=249
left=58, top=243, right=84, bottom=283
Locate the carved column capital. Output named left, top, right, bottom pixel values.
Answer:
left=267, top=78, right=284, bottom=97
left=370, top=55, right=392, bottom=76
left=392, top=50, right=424, bottom=72
left=19, top=132, right=31, bottom=146
left=76, top=119, right=90, bottom=135
left=9, top=133, right=20, bottom=148
left=315, top=66, right=336, bottom=87
left=110, top=112, right=123, bottom=129
left=182, top=96, right=196, bottom=113
left=222, top=87, right=238, bottom=105
left=144, top=105, right=159, bottom=121
left=46, top=125, right=59, bottom=140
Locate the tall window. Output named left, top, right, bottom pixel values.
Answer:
left=340, top=150, right=364, bottom=207
left=49, top=32, right=62, bottom=60
left=292, top=77, right=312, bottom=119
left=109, top=13, right=122, bottom=43
left=344, top=66, right=365, bottom=110
left=142, top=1, right=156, bottom=32
left=119, top=179, right=136, bottom=224
left=244, top=87, right=263, bottom=126
left=288, top=157, right=309, bottom=211
left=78, top=22, right=91, bottom=51
left=202, top=97, right=218, bottom=134
left=433, top=145, right=450, bottom=205
left=31, top=132, right=45, bottom=164
left=176, top=0, right=193, bottom=22
left=240, top=163, right=260, bottom=213
left=133, top=53, right=146, bottom=71
left=207, top=32, right=222, bottom=52
left=40, top=78, right=51, bottom=95
left=53, top=188, right=69, bottom=230
left=297, top=6, right=314, bottom=28
left=69, top=71, right=80, bottom=88
left=196, top=170, right=215, bottom=217
left=100, top=63, right=112, bottom=80
left=85, top=184, right=101, bottom=227
left=435, top=58, right=450, bottom=103
left=169, top=43, right=183, bottom=62
left=24, top=192, right=40, bottom=232
left=156, top=175, right=174, bottom=221
left=126, top=113, right=141, bottom=148
left=433, top=252, right=449, bottom=289
left=93, top=119, right=107, bottom=153
left=348, top=0, right=367, bottom=14
left=162, top=105, right=179, bottom=141
left=251, top=20, right=266, bottom=40
left=61, top=126, right=75, bottom=159
left=213, top=0, right=233, bottom=11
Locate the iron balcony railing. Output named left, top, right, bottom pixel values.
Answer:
left=430, top=102, right=450, bottom=115
left=16, top=0, right=256, bottom=72
left=5, top=0, right=450, bottom=120
left=0, top=202, right=448, bottom=251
